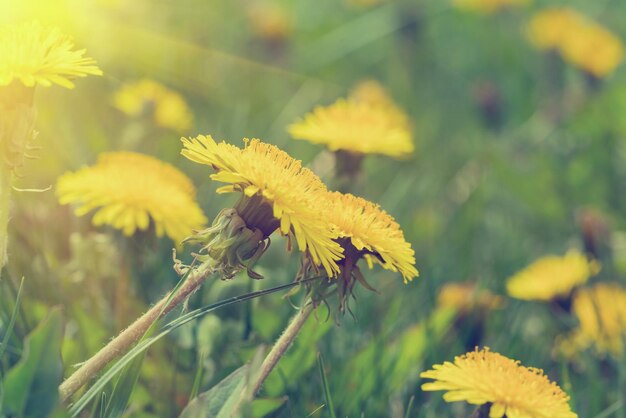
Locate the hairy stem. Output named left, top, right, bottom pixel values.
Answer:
left=250, top=302, right=314, bottom=395
left=59, top=263, right=215, bottom=401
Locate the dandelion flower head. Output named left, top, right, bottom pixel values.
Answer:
left=559, top=283, right=626, bottom=358
left=113, top=79, right=194, bottom=132
left=437, top=282, right=503, bottom=313
left=180, top=135, right=343, bottom=276
left=420, top=347, right=577, bottom=418
left=56, top=152, right=207, bottom=243
left=0, top=21, right=102, bottom=89
left=506, top=250, right=599, bottom=301
left=528, top=8, right=624, bottom=78
left=288, top=96, right=413, bottom=158
left=321, top=191, right=418, bottom=283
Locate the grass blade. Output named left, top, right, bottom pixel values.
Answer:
left=316, top=352, right=336, bottom=418
left=0, top=277, right=24, bottom=364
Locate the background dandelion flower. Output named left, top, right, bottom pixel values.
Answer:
left=528, top=8, right=624, bottom=78
left=506, top=250, right=599, bottom=301
left=113, top=79, right=194, bottom=132
left=0, top=21, right=102, bottom=89
left=559, top=283, right=626, bottom=358
left=181, top=135, right=343, bottom=276
left=56, top=152, right=207, bottom=242
left=322, top=191, right=418, bottom=283
left=421, top=347, right=577, bottom=418
left=288, top=98, right=413, bottom=158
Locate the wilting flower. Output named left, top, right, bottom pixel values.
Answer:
left=56, top=152, right=207, bottom=243
left=421, top=347, right=577, bottom=418
left=437, top=282, right=502, bottom=313
left=559, top=283, right=626, bottom=358
left=506, top=250, right=599, bottom=301
left=322, top=191, right=418, bottom=283
left=288, top=97, right=413, bottom=159
left=113, top=79, right=194, bottom=132
left=454, top=0, right=528, bottom=14
left=180, top=135, right=343, bottom=276
left=528, top=8, right=624, bottom=78
left=0, top=21, right=102, bottom=89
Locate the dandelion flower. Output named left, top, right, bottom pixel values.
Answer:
left=56, top=152, right=207, bottom=243
left=506, top=250, right=599, bottom=301
left=288, top=98, right=413, bottom=158
left=420, top=347, right=577, bottom=418
left=528, top=8, right=624, bottom=78
left=437, top=282, right=502, bottom=313
left=454, top=0, right=528, bottom=14
left=559, top=284, right=626, bottom=358
left=113, top=79, right=194, bottom=132
left=247, top=3, right=292, bottom=42
left=321, top=191, right=418, bottom=283
left=0, top=21, right=102, bottom=89
left=180, top=135, right=343, bottom=276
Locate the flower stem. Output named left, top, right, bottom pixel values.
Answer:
left=250, top=301, right=314, bottom=395
left=0, top=164, right=12, bottom=271
left=59, top=262, right=215, bottom=401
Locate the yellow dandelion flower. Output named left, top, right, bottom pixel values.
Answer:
left=288, top=98, right=413, bottom=158
left=437, top=282, right=502, bottom=313
left=0, top=21, right=102, bottom=89
left=528, top=8, right=624, bottom=78
left=247, top=3, right=292, bottom=42
left=180, top=135, right=343, bottom=276
left=454, top=0, right=528, bottom=14
left=421, top=347, right=577, bottom=418
left=349, top=80, right=410, bottom=129
left=113, top=79, right=194, bottom=132
left=506, top=250, right=600, bottom=301
left=321, top=191, right=418, bottom=283
left=56, top=152, right=207, bottom=243
left=528, top=8, right=582, bottom=50
left=560, top=284, right=626, bottom=358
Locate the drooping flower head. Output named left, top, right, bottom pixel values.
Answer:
left=454, top=0, right=528, bottom=14
left=558, top=283, right=626, bottom=358
left=321, top=191, right=418, bottom=284
left=180, top=135, right=343, bottom=277
left=528, top=8, right=624, bottom=78
left=421, top=347, right=577, bottom=418
left=288, top=97, right=413, bottom=159
left=113, top=79, right=194, bottom=132
left=0, top=21, right=102, bottom=89
left=56, top=152, right=207, bottom=243
left=506, top=250, right=600, bottom=301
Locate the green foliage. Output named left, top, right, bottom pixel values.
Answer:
left=179, top=365, right=248, bottom=418
left=1, top=309, right=63, bottom=418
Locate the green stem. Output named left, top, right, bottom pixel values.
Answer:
left=0, top=163, right=12, bottom=272
left=250, top=301, right=314, bottom=395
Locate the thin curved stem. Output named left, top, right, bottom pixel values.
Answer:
left=250, top=301, right=315, bottom=395
left=59, top=263, right=215, bottom=401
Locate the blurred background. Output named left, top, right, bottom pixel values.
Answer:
left=2, top=0, right=626, bottom=416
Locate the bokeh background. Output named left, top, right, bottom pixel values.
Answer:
left=2, top=0, right=626, bottom=416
